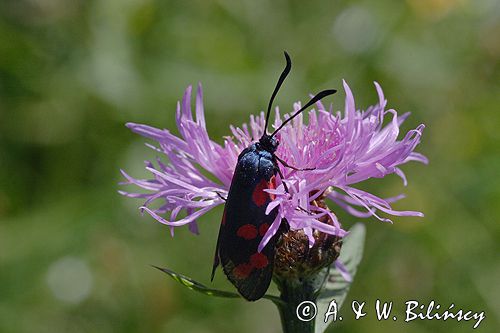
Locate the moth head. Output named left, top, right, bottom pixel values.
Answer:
left=259, top=133, right=279, bottom=153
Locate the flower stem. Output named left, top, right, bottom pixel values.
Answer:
left=275, top=267, right=329, bottom=333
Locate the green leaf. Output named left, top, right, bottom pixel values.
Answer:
left=315, top=223, right=366, bottom=333
left=153, top=266, right=284, bottom=305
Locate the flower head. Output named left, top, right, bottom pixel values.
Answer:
left=120, top=81, right=427, bottom=250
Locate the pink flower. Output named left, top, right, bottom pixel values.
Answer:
left=120, top=81, right=427, bottom=250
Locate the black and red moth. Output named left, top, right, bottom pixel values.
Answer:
left=211, top=52, right=337, bottom=301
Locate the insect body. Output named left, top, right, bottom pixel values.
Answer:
left=211, top=52, right=336, bottom=301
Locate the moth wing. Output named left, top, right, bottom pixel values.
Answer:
left=218, top=151, right=279, bottom=301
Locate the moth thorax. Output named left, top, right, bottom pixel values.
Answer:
left=273, top=191, right=342, bottom=281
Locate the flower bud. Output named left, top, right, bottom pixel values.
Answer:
left=273, top=192, right=342, bottom=281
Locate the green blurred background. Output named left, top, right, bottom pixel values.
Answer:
left=1, top=0, right=499, bottom=332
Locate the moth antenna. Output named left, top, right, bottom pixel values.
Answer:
left=264, top=51, right=292, bottom=135
left=270, top=89, right=337, bottom=137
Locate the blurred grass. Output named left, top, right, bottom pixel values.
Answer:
left=0, top=0, right=499, bottom=332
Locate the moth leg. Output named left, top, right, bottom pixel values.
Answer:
left=216, top=192, right=227, bottom=201
left=275, top=160, right=310, bottom=209
left=275, top=155, right=315, bottom=171
left=275, top=157, right=312, bottom=213
left=275, top=165, right=290, bottom=194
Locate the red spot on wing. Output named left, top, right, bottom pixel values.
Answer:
left=250, top=253, right=269, bottom=269
left=233, top=263, right=253, bottom=279
left=259, top=223, right=269, bottom=236
left=252, top=176, right=276, bottom=207
left=236, top=224, right=258, bottom=240
left=252, top=179, right=268, bottom=207
left=268, top=176, right=276, bottom=200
